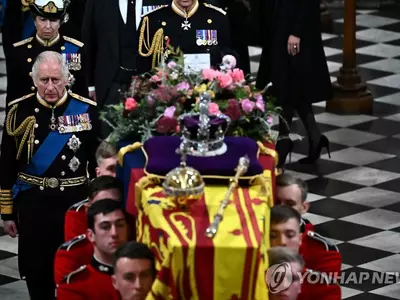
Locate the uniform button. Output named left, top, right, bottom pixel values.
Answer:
left=207, top=19, right=212, bottom=24
left=61, top=155, right=66, bottom=160
left=34, top=123, right=39, bottom=128
left=165, top=36, right=169, bottom=40
left=61, top=46, right=65, bottom=50
left=61, top=171, right=66, bottom=176
left=60, top=187, right=65, bottom=191
left=40, top=186, right=44, bottom=190
left=35, top=108, right=39, bottom=113
left=31, top=86, right=35, bottom=91
left=27, top=58, right=32, bottom=63
left=27, top=44, right=32, bottom=49
left=34, top=139, right=39, bottom=144
left=29, top=72, right=32, bottom=77
left=161, top=21, right=166, bottom=26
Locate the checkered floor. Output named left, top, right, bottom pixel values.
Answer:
left=1, top=7, right=400, bottom=299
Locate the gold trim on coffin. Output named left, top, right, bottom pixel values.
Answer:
left=17, top=172, right=87, bottom=188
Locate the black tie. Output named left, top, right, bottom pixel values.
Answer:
left=127, top=0, right=136, bottom=28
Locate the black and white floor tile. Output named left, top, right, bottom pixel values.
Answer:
left=1, top=6, right=400, bottom=299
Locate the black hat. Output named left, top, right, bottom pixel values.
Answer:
left=30, top=0, right=68, bottom=20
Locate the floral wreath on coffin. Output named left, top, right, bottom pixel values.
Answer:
left=100, top=47, right=282, bottom=145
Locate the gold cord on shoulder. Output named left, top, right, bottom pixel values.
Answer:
left=138, top=16, right=165, bottom=69
left=6, top=105, right=36, bottom=162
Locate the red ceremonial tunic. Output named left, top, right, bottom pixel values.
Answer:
left=64, top=199, right=89, bottom=241
left=56, top=257, right=119, bottom=300
left=299, top=219, right=342, bottom=300
left=54, top=234, right=93, bottom=285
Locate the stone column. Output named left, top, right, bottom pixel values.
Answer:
left=326, top=0, right=373, bottom=114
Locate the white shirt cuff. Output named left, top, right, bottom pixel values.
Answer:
left=88, top=86, right=95, bottom=92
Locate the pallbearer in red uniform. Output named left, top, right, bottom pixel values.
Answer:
left=269, top=206, right=341, bottom=299
left=64, top=175, right=123, bottom=241
left=57, top=199, right=128, bottom=299
left=56, top=176, right=124, bottom=284
left=112, top=241, right=156, bottom=300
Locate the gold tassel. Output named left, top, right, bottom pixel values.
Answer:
left=138, top=16, right=165, bottom=69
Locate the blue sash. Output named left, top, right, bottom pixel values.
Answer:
left=22, top=13, right=35, bottom=39
left=12, top=98, right=90, bottom=198
left=0, top=0, right=6, bottom=27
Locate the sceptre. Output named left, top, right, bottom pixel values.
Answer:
left=205, top=156, right=250, bottom=238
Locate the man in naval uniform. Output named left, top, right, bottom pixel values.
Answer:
left=136, top=0, right=233, bottom=74
left=6, top=0, right=87, bottom=106
left=0, top=51, right=99, bottom=300
left=82, top=0, right=169, bottom=111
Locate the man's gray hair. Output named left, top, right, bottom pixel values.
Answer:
left=268, top=246, right=305, bottom=268
left=276, top=173, right=308, bottom=201
left=32, top=51, right=69, bottom=84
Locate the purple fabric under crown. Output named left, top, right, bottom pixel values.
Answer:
left=143, top=136, right=264, bottom=178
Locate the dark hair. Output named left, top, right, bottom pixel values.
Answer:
left=96, top=141, right=117, bottom=165
left=87, top=199, right=125, bottom=231
left=271, top=206, right=301, bottom=225
left=88, top=176, right=123, bottom=200
left=113, top=241, right=156, bottom=278
left=276, top=173, right=308, bottom=201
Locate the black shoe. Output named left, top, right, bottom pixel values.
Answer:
left=298, top=135, right=330, bottom=164
left=276, top=138, right=294, bottom=169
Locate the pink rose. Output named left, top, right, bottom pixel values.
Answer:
left=267, top=116, right=273, bottom=125
left=230, top=68, right=245, bottom=83
left=240, top=99, right=255, bottom=114
left=176, top=81, right=190, bottom=91
left=256, top=97, right=265, bottom=112
left=125, top=97, right=137, bottom=111
left=217, top=73, right=233, bottom=88
left=202, top=69, right=220, bottom=81
left=208, top=102, right=221, bottom=115
left=163, top=106, right=176, bottom=118
left=150, top=75, right=161, bottom=82
left=167, top=61, right=177, bottom=69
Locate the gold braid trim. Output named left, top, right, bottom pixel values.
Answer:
left=6, top=105, right=36, bottom=161
left=138, top=16, right=165, bottom=69
left=0, top=189, right=13, bottom=215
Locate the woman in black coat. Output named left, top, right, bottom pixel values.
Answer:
left=256, top=0, right=333, bottom=170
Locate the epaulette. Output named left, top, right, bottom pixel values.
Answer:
left=63, top=36, right=84, bottom=47
left=8, top=93, right=35, bottom=107
left=62, top=265, right=87, bottom=284
left=68, top=91, right=97, bottom=106
left=13, top=37, right=34, bottom=47
left=58, top=234, right=87, bottom=251
left=68, top=198, right=89, bottom=212
left=141, top=4, right=168, bottom=17
left=203, top=3, right=227, bottom=15
left=307, top=231, right=339, bottom=252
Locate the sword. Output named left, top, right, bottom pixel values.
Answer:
left=205, top=156, right=250, bottom=238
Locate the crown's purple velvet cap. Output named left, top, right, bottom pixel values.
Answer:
left=181, top=115, right=229, bottom=137
left=144, top=136, right=264, bottom=177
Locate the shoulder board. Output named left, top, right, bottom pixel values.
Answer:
left=307, top=231, right=339, bottom=252
left=8, top=93, right=35, bottom=107
left=141, top=5, right=168, bottom=17
left=68, top=198, right=89, bottom=212
left=63, top=36, right=84, bottom=48
left=62, top=265, right=87, bottom=284
left=59, top=234, right=87, bottom=251
left=68, top=91, right=97, bottom=106
left=13, top=37, right=34, bottom=47
left=203, top=3, right=227, bottom=15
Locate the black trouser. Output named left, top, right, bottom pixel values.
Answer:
left=278, top=101, right=321, bottom=147
left=16, top=190, right=81, bottom=300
